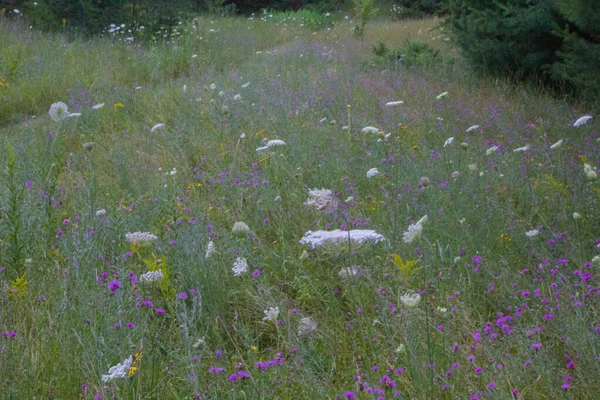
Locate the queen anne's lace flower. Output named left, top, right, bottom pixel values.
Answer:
left=400, top=291, right=421, bottom=308
left=361, top=126, right=379, bottom=134
left=139, top=270, right=164, bottom=283
left=232, top=257, right=248, bottom=276
left=205, top=241, right=215, bottom=259
left=550, top=139, right=563, bottom=149
left=298, top=317, right=317, bottom=337
left=262, top=307, right=279, bottom=322
left=525, top=230, right=539, bottom=238
left=125, top=232, right=158, bottom=243
left=151, top=123, right=165, bottom=133
left=366, top=168, right=380, bottom=179
left=49, top=101, right=69, bottom=121
left=466, top=125, right=479, bottom=132
left=385, top=101, right=403, bottom=106
left=513, top=144, right=531, bottom=152
left=443, top=137, right=454, bottom=147
left=266, top=139, right=286, bottom=148
left=403, top=215, right=427, bottom=244
left=573, top=115, right=592, bottom=127
left=300, top=230, right=385, bottom=250
left=304, top=188, right=336, bottom=212
left=101, top=356, right=134, bottom=382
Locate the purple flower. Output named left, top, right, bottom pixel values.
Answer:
left=178, top=292, right=188, bottom=300
left=108, top=280, right=121, bottom=292
left=209, top=367, right=224, bottom=374
left=252, top=269, right=261, bottom=277
left=344, top=392, right=357, bottom=399
left=155, top=308, right=166, bottom=314
left=531, top=343, right=542, bottom=349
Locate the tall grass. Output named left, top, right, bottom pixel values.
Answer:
left=1, top=11, right=599, bottom=399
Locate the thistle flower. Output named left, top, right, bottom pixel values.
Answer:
left=403, top=215, right=427, bottom=244
left=139, top=270, right=164, bottom=283
left=443, top=137, right=454, bottom=147
left=304, top=188, right=336, bottom=212
left=232, top=221, right=251, bottom=237
left=101, top=356, right=134, bottom=382
left=550, top=139, right=563, bottom=149
left=262, top=307, right=279, bottom=322
left=385, top=101, right=403, bottom=106
left=466, top=125, right=479, bottom=132
left=151, top=123, right=165, bottom=133
left=525, top=230, right=539, bottom=237
left=361, top=126, right=379, bottom=134
left=573, top=115, right=592, bottom=127
left=400, top=290, right=421, bottom=308
left=366, top=168, right=380, bottom=179
left=298, top=317, right=317, bottom=337
left=125, top=232, right=158, bottom=243
left=513, top=144, right=531, bottom=153
left=49, top=101, right=69, bottom=121
left=299, top=230, right=385, bottom=249
left=205, top=241, right=215, bottom=259
left=232, top=257, right=248, bottom=276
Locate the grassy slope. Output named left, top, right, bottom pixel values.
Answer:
left=1, top=13, right=599, bottom=399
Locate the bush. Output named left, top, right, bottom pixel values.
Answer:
left=389, top=0, right=444, bottom=19
left=371, top=38, right=451, bottom=68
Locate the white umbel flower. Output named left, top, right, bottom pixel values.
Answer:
left=232, top=257, right=248, bottom=276
left=263, top=306, right=280, bottom=322
left=550, top=139, right=563, bottom=149
left=205, top=241, right=215, bottom=259
left=466, top=125, right=479, bottom=132
left=266, top=139, right=286, bottom=148
left=232, top=221, right=251, bottom=237
left=525, top=229, right=539, bottom=237
left=67, top=112, right=82, bottom=117
left=486, top=145, right=499, bottom=155
left=101, top=356, right=134, bottom=383
left=92, top=103, right=105, bottom=110
left=436, top=91, right=448, bottom=100
left=443, top=137, right=454, bottom=147
left=385, top=101, right=403, bottom=107
left=139, top=270, right=164, bottom=283
left=298, top=317, right=317, bottom=337
left=513, top=144, right=531, bottom=153
left=95, top=209, right=106, bottom=216
left=403, top=215, right=427, bottom=244
left=400, top=290, right=421, bottom=308
left=584, top=164, right=598, bottom=180
left=49, top=101, right=69, bottom=121
left=366, top=168, right=380, bottom=179
left=300, top=230, right=385, bottom=250
left=304, top=188, right=335, bottom=212
left=125, top=232, right=158, bottom=243
left=233, top=94, right=242, bottom=101
left=573, top=115, right=592, bottom=127
left=241, top=82, right=250, bottom=88
left=361, top=126, right=379, bottom=134
left=151, top=123, right=165, bottom=133
left=338, top=266, right=360, bottom=279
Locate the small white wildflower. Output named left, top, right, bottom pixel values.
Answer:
left=361, top=126, right=379, bottom=134
left=263, top=307, right=280, bottom=322
left=437, top=307, right=447, bottom=313
left=573, top=212, right=583, bottom=220
left=182, top=84, right=187, bottom=93
left=192, top=337, right=206, bottom=348
left=169, top=168, right=177, bottom=176
left=345, top=196, right=354, bottom=204
left=385, top=101, right=404, bottom=107
left=573, top=115, right=592, bottom=127
left=591, top=255, right=600, bottom=268
left=67, top=112, right=81, bottom=117
left=101, top=356, right=134, bottom=383
left=92, top=103, right=105, bottom=110
left=468, top=163, right=478, bottom=171
left=486, top=145, right=499, bottom=155
left=320, top=117, right=327, bottom=123
left=298, top=317, right=317, bottom=337
left=218, top=91, right=225, bottom=97
left=513, top=144, right=531, bottom=152
left=151, top=123, right=165, bottom=133
left=436, top=91, right=448, bottom=100
left=139, top=270, right=164, bottom=283
left=451, top=171, right=460, bottom=179
left=192, top=54, right=198, bottom=59
left=255, top=146, right=269, bottom=153
left=304, top=188, right=335, bottom=212
left=525, top=229, right=539, bottom=238
left=242, top=82, right=250, bottom=88
left=402, top=215, right=427, bottom=244
left=266, top=139, right=286, bottom=148
left=125, top=232, right=158, bottom=243
left=135, top=86, right=142, bottom=90
left=240, top=133, right=246, bottom=139
left=342, top=126, right=349, bottom=130
left=274, top=195, right=281, bottom=201
left=95, top=209, right=106, bottom=216
left=400, top=290, right=421, bottom=308
left=584, top=164, right=598, bottom=181
left=443, top=137, right=454, bottom=147
left=395, top=344, right=406, bottom=353
left=550, top=139, right=563, bottom=149
left=232, top=221, right=251, bottom=237
left=299, top=250, right=309, bottom=261
left=233, top=94, right=242, bottom=101
left=300, top=230, right=385, bottom=250
left=466, top=125, right=479, bottom=132
left=366, top=168, right=380, bottom=179
left=205, top=241, right=215, bottom=259
left=338, top=266, right=360, bottom=279
left=82, top=142, right=94, bottom=150
left=232, top=257, right=248, bottom=276
left=210, top=83, right=216, bottom=90
left=49, top=102, right=69, bottom=121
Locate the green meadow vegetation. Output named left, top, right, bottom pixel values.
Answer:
left=1, top=6, right=599, bottom=399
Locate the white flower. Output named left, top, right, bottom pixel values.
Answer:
left=436, top=91, right=448, bottom=100
left=255, top=146, right=269, bottom=153
left=550, top=139, right=563, bottom=149
left=135, top=86, right=142, bottom=90
left=169, top=168, right=177, bottom=176
left=67, top=113, right=82, bottom=117
left=182, top=84, right=187, bottom=93
left=125, top=232, right=158, bottom=243
left=437, top=307, right=447, bottom=313
left=232, top=257, right=248, bottom=276
left=205, top=241, right=215, bottom=259
left=13, top=9, right=19, bottom=14
left=338, top=266, right=360, bottom=279
left=320, top=117, right=327, bottom=123
left=573, top=115, right=592, bottom=127
left=298, top=317, right=317, bottom=337
left=513, top=144, right=531, bottom=153
left=219, top=91, right=225, bottom=97
left=573, top=212, right=583, bottom=220
left=210, top=83, right=216, bottom=90
left=366, top=168, right=380, bottom=179
left=263, top=306, right=279, bottom=322
left=266, top=139, right=286, bottom=148
left=525, top=229, right=539, bottom=238
left=300, top=230, right=385, bottom=250
left=49, top=102, right=69, bottom=121
left=274, top=195, right=281, bottom=201
left=192, top=54, right=198, bottom=59
left=400, top=291, right=421, bottom=308
left=233, top=94, right=242, bottom=101
left=451, top=171, right=460, bottom=179
left=151, top=123, right=165, bottom=133
left=361, top=126, right=379, bottom=134
left=139, top=270, right=164, bottom=283
left=342, top=126, right=349, bottom=130
left=345, top=196, right=354, bottom=204
left=468, top=163, right=478, bottom=171
left=242, top=82, right=250, bottom=88
left=486, top=145, right=499, bottom=155
left=403, top=215, right=427, bottom=244
left=385, top=101, right=404, bottom=106
left=232, top=221, right=251, bottom=237
left=443, top=137, right=454, bottom=147
left=299, top=250, right=309, bottom=261
left=101, top=356, right=133, bottom=383
left=240, top=133, right=246, bottom=139
left=304, top=188, right=335, bottom=212
left=395, top=344, right=406, bottom=353
left=92, top=103, right=105, bottom=110
left=95, top=209, right=106, bottom=216
left=466, top=125, right=479, bottom=132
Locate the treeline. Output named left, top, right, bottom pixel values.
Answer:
left=447, top=0, right=600, bottom=98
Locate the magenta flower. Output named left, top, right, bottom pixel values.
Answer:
left=155, top=308, right=166, bottom=314
left=108, top=280, right=121, bottom=291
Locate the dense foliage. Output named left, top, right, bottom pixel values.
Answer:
left=448, top=0, right=600, bottom=98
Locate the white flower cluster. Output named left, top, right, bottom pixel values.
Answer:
left=366, top=168, right=380, bottom=179
left=101, top=355, right=133, bottom=383
left=525, top=229, right=539, bottom=238
left=361, top=126, right=379, bottom=134
left=125, top=232, right=158, bottom=243
left=400, top=291, right=421, bottom=308
left=139, top=270, right=164, bottom=283
left=232, top=257, right=248, bottom=276
left=205, top=241, right=215, bottom=259
left=299, top=229, right=385, bottom=250
left=256, top=139, right=287, bottom=153
left=49, top=102, right=69, bottom=122
left=262, top=306, right=280, bottom=322
left=298, top=317, right=317, bottom=337
left=573, top=115, right=592, bottom=127
left=304, top=188, right=335, bottom=212
left=338, top=265, right=360, bottom=279
left=403, top=215, right=428, bottom=244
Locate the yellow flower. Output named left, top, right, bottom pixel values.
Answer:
left=9, top=273, right=28, bottom=297
left=391, top=255, right=420, bottom=280
left=113, top=103, right=124, bottom=111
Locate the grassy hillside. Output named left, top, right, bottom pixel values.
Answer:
left=1, top=12, right=599, bottom=399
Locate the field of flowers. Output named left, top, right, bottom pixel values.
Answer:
left=1, top=11, right=599, bottom=400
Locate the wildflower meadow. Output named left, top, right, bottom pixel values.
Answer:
left=1, top=8, right=599, bottom=400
